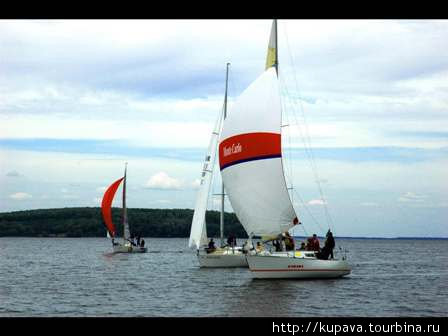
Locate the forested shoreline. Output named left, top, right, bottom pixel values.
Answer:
left=0, top=207, right=248, bottom=238
left=1, top=208, right=445, bottom=239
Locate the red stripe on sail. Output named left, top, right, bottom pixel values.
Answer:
left=219, top=132, right=281, bottom=170
left=101, top=177, right=124, bottom=238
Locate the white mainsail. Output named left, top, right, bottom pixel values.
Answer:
left=189, top=108, right=224, bottom=249
left=218, top=67, right=298, bottom=236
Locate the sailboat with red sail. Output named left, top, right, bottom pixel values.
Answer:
left=101, top=163, right=147, bottom=253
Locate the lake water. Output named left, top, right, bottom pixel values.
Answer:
left=0, top=238, right=447, bottom=317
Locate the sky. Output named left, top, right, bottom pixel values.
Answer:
left=0, top=19, right=447, bottom=238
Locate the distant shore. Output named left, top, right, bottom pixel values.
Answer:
left=0, top=207, right=446, bottom=239
left=0, top=207, right=246, bottom=238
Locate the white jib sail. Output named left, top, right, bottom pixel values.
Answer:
left=219, top=67, right=298, bottom=237
left=188, top=108, right=224, bottom=249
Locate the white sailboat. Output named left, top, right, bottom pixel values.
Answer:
left=218, top=20, right=351, bottom=278
left=101, top=163, right=147, bottom=253
left=189, top=63, right=248, bottom=268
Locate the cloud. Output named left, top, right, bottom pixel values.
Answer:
left=62, top=195, right=79, bottom=200
left=307, top=199, right=327, bottom=206
left=1, top=20, right=447, bottom=237
left=6, top=170, right=21, bottom=177
left=155, top=199, right=171, bottom=204
left=360, top=202, right=379, bottom=207
left=0, top=20, right=265, bottom=98
left=0, top=118, right=214, bottom=149
left=1, top=20, right=447, bottom=153
left=398, top=192, right=428, bottom=203
left=144, top=172, right=183, bottom=190
left=96, top=186, right=107, bottom=193
left=286, top=147, right=448, bottom=163
left=390, top=131, right=448, bottom=139
left=9, top=192, right=32, bottom=200
left=191, top=178, right=201, bottom=189
left=2, top=138, right=447, bottom=164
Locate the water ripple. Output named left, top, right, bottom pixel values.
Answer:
left=0, top=237, right=447, bottom=316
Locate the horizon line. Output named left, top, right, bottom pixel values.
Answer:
left=0, top=207, right=446, bottom=240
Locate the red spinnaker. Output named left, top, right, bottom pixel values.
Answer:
left=101, top=177, right=124, bottom=238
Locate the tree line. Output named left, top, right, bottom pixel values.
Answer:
left=0, top=207, right=248, bottom=238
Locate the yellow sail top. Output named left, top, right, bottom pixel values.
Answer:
left=265, top=20, right=277, bottom=70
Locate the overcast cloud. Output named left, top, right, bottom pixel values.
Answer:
left=0, top=19, right=447, bottom=237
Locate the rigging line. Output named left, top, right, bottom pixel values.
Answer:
left=286, top=90, right=295, bottom=206
left=279, top=71, right=316, bottom=181
left=280, top=52, right=323, bottom=204
left=281, top=93, right=322, bottom=231
left=291, top=187, right=326, bottom=234
left=289, top=93, right=335, bottom=232
left=286, top=86, right=334, bottom=232
left=282, top=22, right=334, bottom=232
left=279, top=74, right=325, bottom=234
left=283, top=29, right=334, bottom=232
left=286, top=109, right=294, bottom=206
left=298, top=221, right=309, bottom=238
left=279, top=71, right=322, bottom=211
left=280, top=75, right=295, bottom=207
left=279, top=74, right=309, bottom=176
left=280, top=29, right=316, bottom=166
left=283, top=113, right=330, bottom=234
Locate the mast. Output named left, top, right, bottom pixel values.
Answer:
left=122, top=162, right=130, bottom=242
left=220, top=62, right=230, bottom=247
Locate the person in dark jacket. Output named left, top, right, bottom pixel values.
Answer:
left=311, top=234, right=320, bottom=251
left=306, top=237, right=313, bottom=251
left=129, top=236, right=136, bottom=246
left=316, top=230, right=335, bottom=260
left=206, top=238, right=216, bottom=253
left=325, top=230, right=335, bottom=259
left=227, top=235, right=232, bottom=247
left=284, top=232, right=295, bottom=251
left=227, top=233, right=237, bottom=247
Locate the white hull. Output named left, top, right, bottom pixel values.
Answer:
left=197, top=247, right=248, bottom=268
left=246, top=251, right=351, bottom=279
left=113, top=244, right=147, bottom=253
